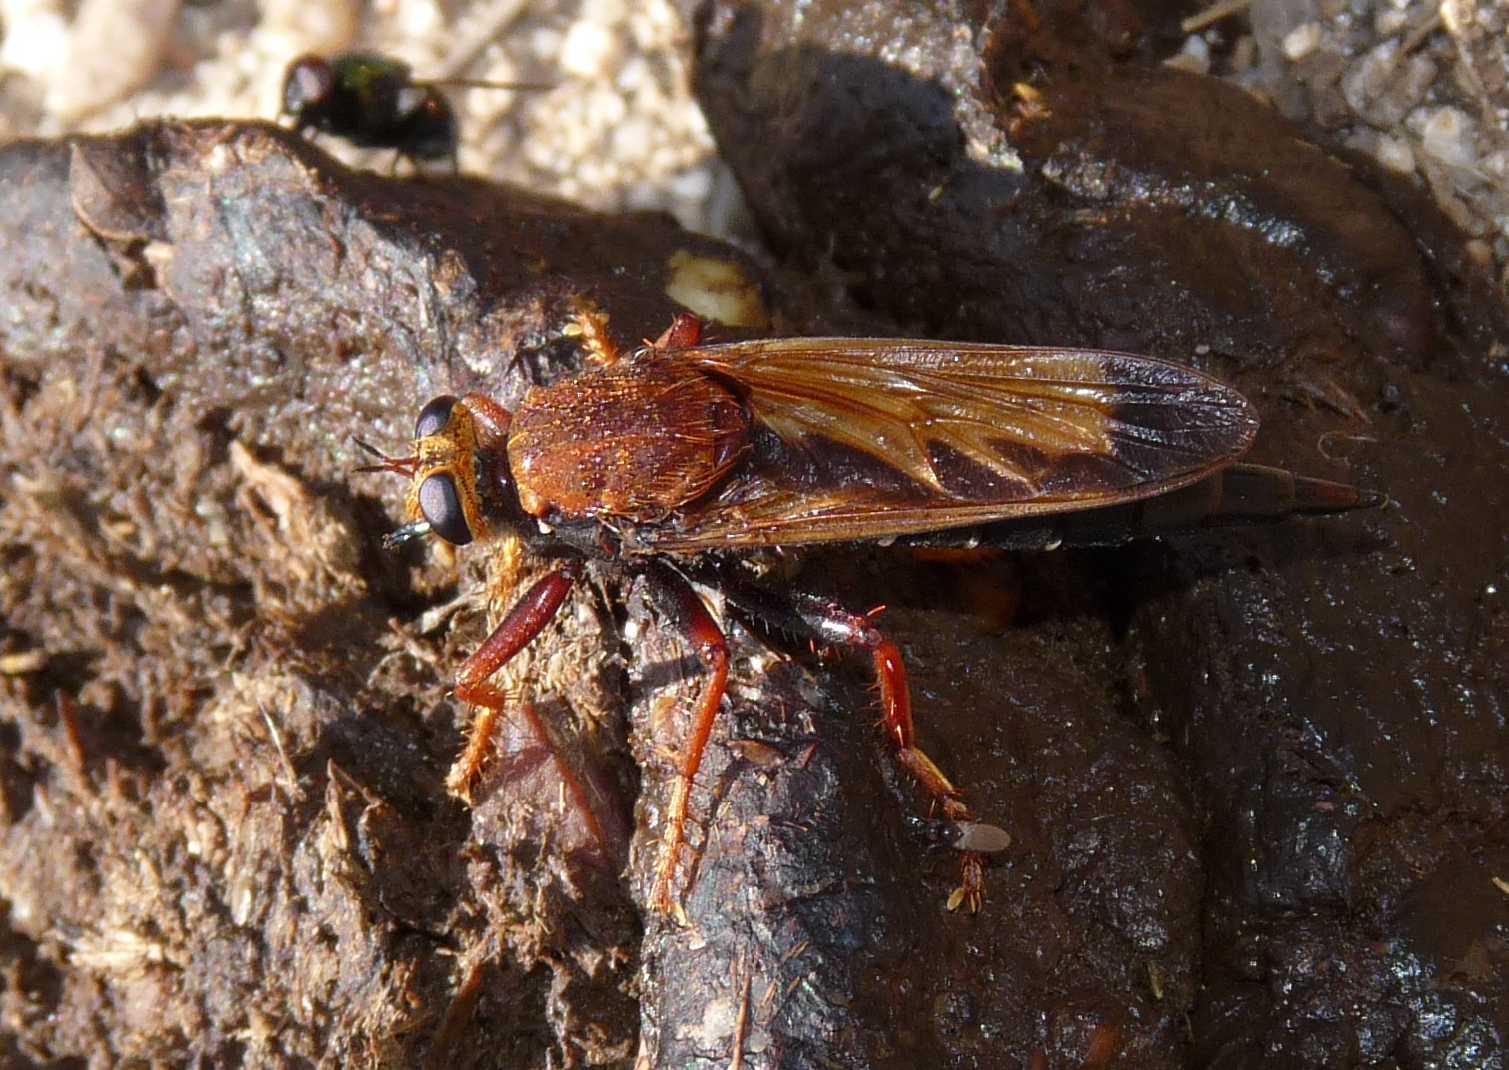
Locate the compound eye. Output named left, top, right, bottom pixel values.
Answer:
left=283, top=56, right=335, bottom=115
left=417, top=473, right=473, bottom=545
left=414, top=395, right=458, bottom=439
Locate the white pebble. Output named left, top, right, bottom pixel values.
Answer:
left=667, top=166, right=713, bottom=201
left=1342, top=39, right=1399, bottom=116
left=560, top=18, right=619, bottom=80
left=1421, top=106, right=1478, bottom=169
left=0, top=0, right=69, bottom=82
left=258, top=0, right=358, bottom=57
left=1164, top=35, right=1210, bottom=76
left=1479, top=149, right=1509, bottom=182
left=45, top=0, right=178, bottom=121
left=1374, top=134, right=1416, bottom=174
left=1282, top=22, right=1323, bottom=61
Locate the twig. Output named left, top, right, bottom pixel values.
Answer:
left=440, top=0, right=533, bottom=80
left=728, top=955, right=753, bottom=1070
left=1181, top=0, right=1252, bottom=35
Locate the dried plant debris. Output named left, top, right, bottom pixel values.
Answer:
left=0, top=119, right=790, bottom=1069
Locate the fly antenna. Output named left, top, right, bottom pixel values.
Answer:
left=354, top=437, right=419, bottom=477
left=424, top=77, right=555, bottom=92
left=381, top=520, right=432, bottom=550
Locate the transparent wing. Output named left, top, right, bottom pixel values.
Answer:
left=640, top=338, right=1258, bottom=549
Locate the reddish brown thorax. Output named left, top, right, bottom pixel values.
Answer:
left=507, top=359, right=750, bottom=521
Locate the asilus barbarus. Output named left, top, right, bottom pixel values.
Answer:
left=360, top=310, right=1377, bottom=916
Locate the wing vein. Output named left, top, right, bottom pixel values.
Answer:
left=665, top=341, right=1257, bottom=546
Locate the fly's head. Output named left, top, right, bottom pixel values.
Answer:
left=360, top=394, right=518, bottom=551
left=281, top=55, right=337, bottom=128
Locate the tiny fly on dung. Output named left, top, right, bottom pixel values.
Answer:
left=360, top=311, right=1376, bottom=915
left=281, top=52, right=548, bottom=171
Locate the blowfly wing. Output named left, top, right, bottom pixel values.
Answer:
left=643, top=338, right=1259, bottom=549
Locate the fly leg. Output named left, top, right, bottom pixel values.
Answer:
left=715, top=575, right=992, bottom=912
left=561, top=304, right=705, bottom=370
left=561, top=298, right=623, bottom=367
left=446, top=557, right=608, bottom=850
left=647, top=312, right=704, bottom=351
left=641, top=563, right=730, bottom=917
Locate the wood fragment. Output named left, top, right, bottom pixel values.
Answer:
left=1181, top=0, right=1252, bottom=35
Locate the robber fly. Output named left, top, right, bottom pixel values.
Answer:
left=281, top=52, right=547, bottom=170
left=361, top=311, right=1375, bottom=916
